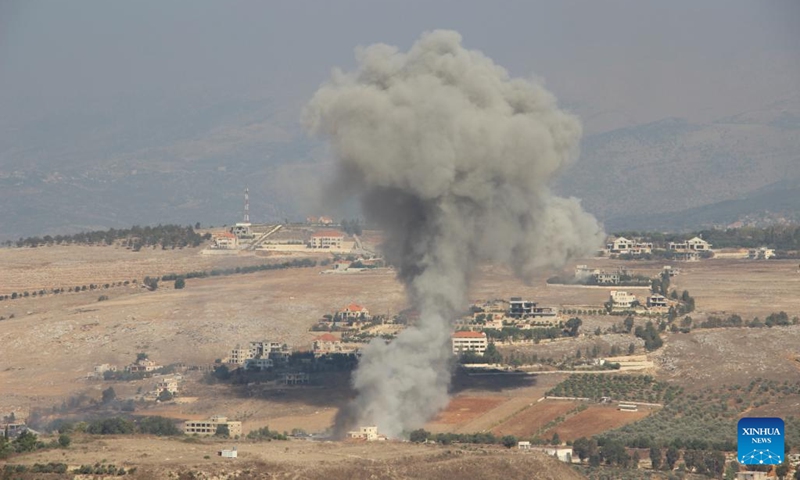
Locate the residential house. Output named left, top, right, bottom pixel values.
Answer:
left=340, top=303, right=370, bottom=320
left=748, top=247, right=775, bottom=260
left=347, top=426, right=380, bottom=441
left=212, top=232, right=238, bottom=250
left=309, top=230, right=344, bottom=249
left=244, top=357, right=274, bottom=371
left=647, top=294, right=668, bottom=309
left=126, top=358, right=162, bottom=373
left=669, top=236, right=712, bottom=252
left=452, top=331, right=488, bottom=355
left=607, top=237, right=634, bottom=253
left=508, top=298, right=556, bottom=318
left=156, top=377, right=180, bottom=395
left=313, top=333, right=343, bottom=356
left=518, top=441, right=531, bottom=450
left=184, top=415, right=242, bottom=437
left=629, top=242, right=654, bottom=255
left=249, top=341, right=291, bottom=363
left=610, top=291, right=637, bottom=310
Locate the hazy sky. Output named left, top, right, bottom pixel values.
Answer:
left=2, top=1, right=798, bottom=135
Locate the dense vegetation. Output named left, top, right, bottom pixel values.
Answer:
left=546, top=375, right=682, bottom=404
left=599, top=379, right=800, bottom=451
left=159, top=258, right=317, bottom=282
left=5, top=224, right=210, bottom=249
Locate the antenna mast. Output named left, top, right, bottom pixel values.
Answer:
left=244, top=187, right=250, bottom=223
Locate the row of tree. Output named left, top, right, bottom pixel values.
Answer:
left=5, top=224, right=209, bottom=249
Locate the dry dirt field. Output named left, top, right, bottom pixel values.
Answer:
left=2, top=434, right=585, bottom=480
left=544, top=405, right=653, bottom=441
left=491, top=399, right=577, bottom=437
left=429, top=396, right=506, bottom=425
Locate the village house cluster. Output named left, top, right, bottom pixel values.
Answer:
left=227, top=341, right=292, bottom=370
left=458, top=297, right=559, bottom=331
left=604, top=235, right=713, bottom=261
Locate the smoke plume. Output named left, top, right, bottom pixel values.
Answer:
left=304, top=30, right=604, bottom=438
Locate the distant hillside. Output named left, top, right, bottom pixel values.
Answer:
left=605, top=179, right=800, bottom=231
left=1, top=92, right=798, bottom=239
left=557, top=97, right=800, bottom=230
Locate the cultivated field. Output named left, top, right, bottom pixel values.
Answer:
left=491, top=399, right=577, bottom=437
left=544, top=405, right=652, bottom=441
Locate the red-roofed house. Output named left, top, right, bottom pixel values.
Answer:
left=452, top=331, right=488, bottom=355
left=213, top=231, right=238, bottom=250
left=340, top=303, right=370, bottom=319
left=313, top=333, right=343, bottom=356
left=310, top=230, right=344, bottom=249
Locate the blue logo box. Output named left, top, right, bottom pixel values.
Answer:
left=738, top=417, right=784, bottom=465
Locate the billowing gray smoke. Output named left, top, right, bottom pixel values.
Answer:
left=304, top=30, right=604, bottom=438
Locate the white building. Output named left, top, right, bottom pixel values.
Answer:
left=229, top=346, right=253, bottom=365
left=527, top=446, right=573, bottom=463
left=610, top=291, right=637, bottom=310
left=748, top=247, right=775, bottom=260
left=669, top=236, right=712, bottom=252
left=347, top=426, right=380, bottom=441
left=309, top=230, right=344, bottom=249
left=184, top=416, right=243, bottom=437
left=340, top=303, right=370, bottom=319
left=212, top=232, right=238, bottom=249
left=452, top=331, right=488, bottom=355
left=156, top=377, right=180, bottom=394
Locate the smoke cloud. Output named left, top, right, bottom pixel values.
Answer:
left=304, top=30, right=604, bottom=438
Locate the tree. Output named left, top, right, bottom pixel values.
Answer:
left=13, top=430, right=38, bottom=452
left=565, top=317, right=582, bottom=337
left=409, top=429, right=429, bottom=443
left=665, top=445, right=679, bottom=470
left=136, top=352, right=148, bottom=362
left=157, top=389, right=173, bottom=402
left=58, top=433, right=71, bottom=448
left=628, top=343, right=635, bottom=355
left=623, top=316, right=634, bottom=333
left=502, top=435, right=518, bottom=448
left=483, top=343, right=502, bottom=364
left=174, top=278, right=185, bottom=289
left=138, top=416, right=181, bottom=436
left=101, top=387, right=116, bottom=404
left=650, top=446, right=662, bottom=470
left=215, top=424, right=230, bottom=437
left=551, top=432, right=561, bottom=445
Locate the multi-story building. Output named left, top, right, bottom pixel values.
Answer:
left=610, top=291, right=637, bottom=310
left=229, top=345, right=253, bottom=365
left=313, top=333, right=343, bottom=356
left=309, top=230, right=344, bottom=249
left=183, top=415, right=242, bottom=437
left=244, top=358, right=273, bottom=371
left=647, top=294, right=668, bottom=309
left=452, top=331, right=488, bottom=355
left=156, top=377, right=180, bottom=395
